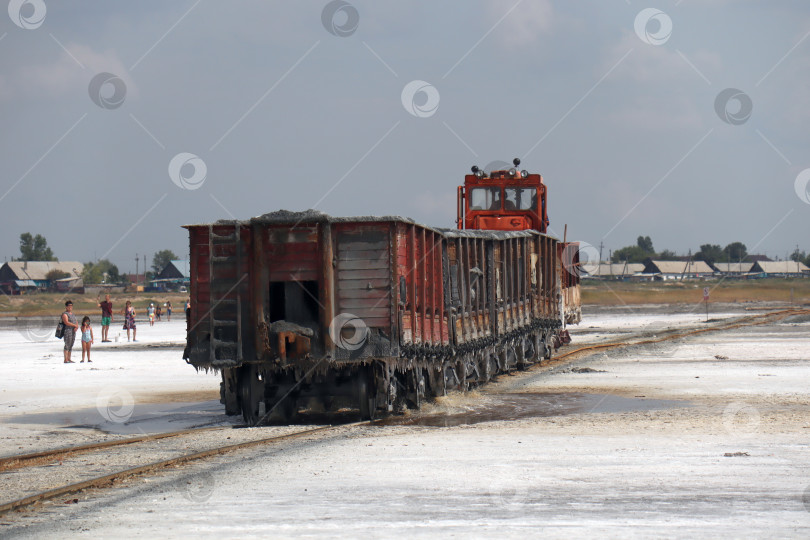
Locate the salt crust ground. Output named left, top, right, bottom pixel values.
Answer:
left=0, top=318, right=222, bottom=456
left=2, top=305, right=810, bottom=537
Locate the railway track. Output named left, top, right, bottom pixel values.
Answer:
left=0, top=423, right=362, bottom=516
left=0, top=426, right=224, bottom=474
left=550, top=307, right=810, bottom=365
left=2, top=307, right=805, bottom=517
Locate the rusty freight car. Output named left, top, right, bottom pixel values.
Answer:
left=184, top=163, right=581, bottom=424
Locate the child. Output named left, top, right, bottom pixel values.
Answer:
left=148, top=303, right=155, bottom=326
left=80, top=316, right=94, bottom=363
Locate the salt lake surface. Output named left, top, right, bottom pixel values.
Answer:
left=2, top=306, right=809, bottom=537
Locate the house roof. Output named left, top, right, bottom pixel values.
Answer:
left=155, top=260, right=190, bottom=280
left=169, top=260, right=190, bottom=278
left=585, top=263, right=645, bottom=276
left=1, top=261, right=83, bottom=281
left=644, top=260, right=715, bottom=275
left=751, top=261, right=810, bottom=273
left=712, top=262, right=755, bottom=273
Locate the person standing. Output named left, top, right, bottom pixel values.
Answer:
left=122, top=301, right=137, bottom=342
left=166, top=301, right=172, bottom=321
left=97, top=294, right=113, bottom=342
left=147, top=303, right=155, bottom=326
left=185, top=299, right=191, bottom=321
left=80, top=316, right=94, bottom=363
left=61, top=300, right=79, bottom=364
left=155, top=304, right=162, bottom=321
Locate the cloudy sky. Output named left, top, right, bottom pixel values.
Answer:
left=2, top=0, right=809, bottom=272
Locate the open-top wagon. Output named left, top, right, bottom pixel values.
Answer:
left=184, top=162, right=581, bottom=423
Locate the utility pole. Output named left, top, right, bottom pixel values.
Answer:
left=797, top=244, right=801, bottom=273
left=143, top=255, right=147, bottom=285
left=135, top=254, right=139, bottom=285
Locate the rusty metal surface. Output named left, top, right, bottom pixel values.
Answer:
left=184, top=213, right=581, bottom=383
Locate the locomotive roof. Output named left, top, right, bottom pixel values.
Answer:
left=184, top=209, right=558, bottom=241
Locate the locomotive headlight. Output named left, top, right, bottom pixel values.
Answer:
left=508, top=168, right=516, bottom=177
left=521, top=170, right=529, bottom=178
left=475, top=170, right=484, bottom=178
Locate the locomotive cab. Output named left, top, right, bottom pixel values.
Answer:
left=457, top=158, right=549, bottom=232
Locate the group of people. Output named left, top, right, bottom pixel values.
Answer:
left=146, top=301, right=171, bottom=326
left=59, top=294, right=190, bottom=364
left=59, top=300, right=94, bottom=364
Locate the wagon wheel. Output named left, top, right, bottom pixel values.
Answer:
left=406, top=369, right=426, bottom=409
left=392, top=371, right=408, bottom=413
left=275, top=394, right=298, bottom=424
left=357, top=366, right=376, bottom=420
left=486, top=353, right=499, bottom=380
left=238, top=364, right=263, bottom=425
left=427, top=366, right=446, bottom=397
left=524, top=338, right=537, bottom=364
left=543, top=330, right=553, bottom=360
left=455, top=360, right=469, bottom=392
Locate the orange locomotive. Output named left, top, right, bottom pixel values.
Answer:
left=457, top=158, right=549, bottom=233
left=184, top=161, right=581, bottom=424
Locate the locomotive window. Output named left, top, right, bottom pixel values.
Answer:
left=504, top=188, right=537, bottom=210
left=469, top=187, right=501, bottom=210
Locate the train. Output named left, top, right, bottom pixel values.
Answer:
left=183, top=160, right=582, bottom=424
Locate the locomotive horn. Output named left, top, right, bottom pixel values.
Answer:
left=471, top=165, right=480, bottom=173
left=513, top=158, right=521, bottom=167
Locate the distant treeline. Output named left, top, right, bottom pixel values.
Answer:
left=611, top=236, right=810, bottom=266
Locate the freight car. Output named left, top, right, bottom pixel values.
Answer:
left=183, top=161, right=581, bottom=424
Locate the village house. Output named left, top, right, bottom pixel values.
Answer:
left=640, top=260, right=716, bottom=280
left=749, top=260, right=810, bottom=278
left=582, top=262, right=645, bottom=280
left=0, top=261, right=84, bottom=294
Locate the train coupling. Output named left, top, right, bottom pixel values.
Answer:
left=267, top=321, right=314, bottom=362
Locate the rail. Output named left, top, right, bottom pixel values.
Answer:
left=0, top=423, right=365, bottom=516
left=2, top=308, right=805, bottom=516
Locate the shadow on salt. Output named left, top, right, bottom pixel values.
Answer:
left=3, top=400, right=232, bottom=435
left=380, top=392, right=689, bottom=427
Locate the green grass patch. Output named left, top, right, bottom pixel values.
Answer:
left=582, top=278, right=810, bottom=306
